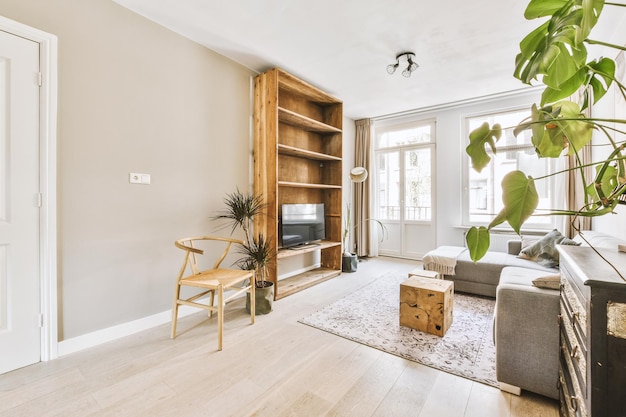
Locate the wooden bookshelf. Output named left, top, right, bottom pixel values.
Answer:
left=254, top=68, right=343, bottom=300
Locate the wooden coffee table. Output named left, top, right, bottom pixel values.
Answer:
left=399, top=276, right=453, bottom=336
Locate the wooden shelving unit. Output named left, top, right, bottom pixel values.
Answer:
left=254, top=68, right=343, bottom=300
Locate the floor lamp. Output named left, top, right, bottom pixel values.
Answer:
left=342, top=167, right=368, bottom=272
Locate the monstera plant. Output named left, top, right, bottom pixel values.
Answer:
left=465, top=0, right=626, bottom=262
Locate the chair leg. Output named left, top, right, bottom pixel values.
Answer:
left=208, top=289, right=215, bottom=319
left=171, top=283, right=181, bottom=339
left=217, top=285, right=224, bottom=351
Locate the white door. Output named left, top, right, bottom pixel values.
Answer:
left=0, top=29, right=41, bottom=374
left=374, top=120, right=436, bottom=259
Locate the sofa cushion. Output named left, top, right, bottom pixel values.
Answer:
left=518, top=229, right=580, bottom=267
left=499, top=266, right=561, bottom=288
left=453, top=250, right=556, bottom=288
left=495, top=266, right=560, bottom=399
left=574, top=230, right=626, bottom=249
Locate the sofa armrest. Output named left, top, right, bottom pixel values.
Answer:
left=495, top=267, right=560, bottom=399
left=507, top=240, right=521, bottom=255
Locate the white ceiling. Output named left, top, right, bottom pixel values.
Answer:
left=113, top=0, right=623, bottom=120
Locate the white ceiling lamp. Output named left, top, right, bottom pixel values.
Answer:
left=386, top=52, right=419, bottom=78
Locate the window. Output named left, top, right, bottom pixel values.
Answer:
left=463, top=108, right=564, bottom=229
left=375, top=121, right=434, bottom=222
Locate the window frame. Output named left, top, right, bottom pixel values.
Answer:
left=461, top=106, right=565, bottom=232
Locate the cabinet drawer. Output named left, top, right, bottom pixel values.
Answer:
left=559, top=354, right=588, bottom=417
left=560, top=320, right=587, bottom=397
left=561, top=277, right=587, bottom=336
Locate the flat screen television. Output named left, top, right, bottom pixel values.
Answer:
left=280, top=203, right=325, bottom=248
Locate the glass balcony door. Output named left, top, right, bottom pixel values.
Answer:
left=374, top=120, right=436, bottom=259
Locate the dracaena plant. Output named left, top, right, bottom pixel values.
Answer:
left=465, top=0, right=626, bottom=262
left=214, top=189, right=274, bottom=288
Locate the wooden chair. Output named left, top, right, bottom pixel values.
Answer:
left=171, top=236, right=255, bottom=350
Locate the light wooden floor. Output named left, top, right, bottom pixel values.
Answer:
left=0, top=257, right=559, bottom=417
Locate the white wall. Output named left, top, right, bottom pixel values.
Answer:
left=580, top=16, right=626, bottom=241
left=0, top=0, right=257, bottom=340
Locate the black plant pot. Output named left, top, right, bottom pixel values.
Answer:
left=246, top=281, right=274, bottom=315
left=342, top=254, right=358, bottom=273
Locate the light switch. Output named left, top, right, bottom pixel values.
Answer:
left=129, top=172, right=151, bottom=185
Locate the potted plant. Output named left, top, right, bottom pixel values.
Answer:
left=214, top=189, right=275, bottom=314
left=342, top=200, right=359, bottom=272
left=342, top=167, right=388, bottom=271
left=465, top=0, right=626, bottom=274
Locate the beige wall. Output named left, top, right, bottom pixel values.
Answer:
left=0, top=0, right=257, bottom=340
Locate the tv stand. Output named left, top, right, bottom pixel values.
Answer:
left=276, top=241, right=342, bottom=298
left=287, top=243, right=320, bottom=250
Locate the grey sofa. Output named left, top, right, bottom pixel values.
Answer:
left=423, top=231, right=626, bottom=400
left=446, top=241, right=556, bottom=297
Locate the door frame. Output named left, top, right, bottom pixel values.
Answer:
left=0, top=16, right=58, bottom=361
left=373, top=118, right=437, bottom=259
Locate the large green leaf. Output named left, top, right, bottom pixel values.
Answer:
left=586, top=164, right=618, bottom=206
left=541, top=62, right=588, bottom=104
left=466, top=122, right=502, bottom=173
left=578, top=0, right=605, bottom=42
left=500, top=171, right=539, bottom=234
left=542, top=40, right=587, bottom=91
left=524, top=101, right=593, bottom=157
left=514, top=1, right=591, bottom=86
left=488, top=208, right=509, bottom=230
left=524, top=0, right=569, bottom=19
left=587, top=57, right=616, bottom=105
left=554, top=101, right=594, bottom=154
left=465, top=226, right=491, bottom=262
left=529, top=104, right=567, bottom=157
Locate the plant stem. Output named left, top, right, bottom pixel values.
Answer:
left=532, top=155, right=626, bottom=181
left=585, top=39, right=626, bottom=52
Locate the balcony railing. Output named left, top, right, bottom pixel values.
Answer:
left=377, top=205, right=431, bottom=221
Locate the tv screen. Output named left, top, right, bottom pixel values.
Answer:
left=281, top=203, right=325, bottom=248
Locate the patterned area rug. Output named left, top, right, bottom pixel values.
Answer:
left=299, top=273, right=497, bottom=387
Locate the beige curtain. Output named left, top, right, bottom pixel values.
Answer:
left=562, top=87, right=593, bottom=238
left=565, top=144, right=593, bottom=237
left=354, top=119, right=376, bottom=257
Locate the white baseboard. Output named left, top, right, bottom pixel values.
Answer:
left=57, top=304, right=199, bottom=357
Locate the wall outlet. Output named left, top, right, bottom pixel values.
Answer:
left=129, top=172, right=151, bottom=185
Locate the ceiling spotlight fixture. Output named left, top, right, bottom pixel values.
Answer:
left=387, top=52, right=419, bottom=78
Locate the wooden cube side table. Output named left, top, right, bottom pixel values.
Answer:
left=400, top=277, right=453, bottom=336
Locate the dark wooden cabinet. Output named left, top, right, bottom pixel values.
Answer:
left=558, top=245, right=626, bottom=417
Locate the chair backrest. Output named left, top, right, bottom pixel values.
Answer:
left=174, top=236, right=244, bottom=277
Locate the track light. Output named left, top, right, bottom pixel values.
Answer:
left=387, top=52, right=419, bottom=78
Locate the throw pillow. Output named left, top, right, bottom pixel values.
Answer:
left=532, top=274, right=561, bottom=290
left=519, top=229, right=581, bottom=267
left=520, top=236, right=539, bottom=252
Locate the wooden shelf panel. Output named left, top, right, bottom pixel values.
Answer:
left=278, top=181, right=341, bottom=189
left=278, top=107, right=342, bottom=133
left=277, top=240, right=341, bottom=259
left=275, top=267, right=342, bottom=300
left=277, top=69, right=341, bottom=105
left=277, top=144, right=341, bottom=161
